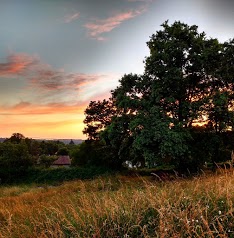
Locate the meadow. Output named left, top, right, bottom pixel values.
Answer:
left=1, top=169, right=234, bottom=237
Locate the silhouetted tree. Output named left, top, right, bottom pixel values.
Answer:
left=83, top=20, right=234, bottom=171
left=83, top=99, right=116, bottom=141
left=69, top=139, right=75, bottom=145
left=5, top=133, right=25, bottom=144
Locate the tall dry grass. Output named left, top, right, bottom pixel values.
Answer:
left=1, top=169, right=234, bottom=237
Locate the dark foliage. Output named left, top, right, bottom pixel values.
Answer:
left=83, top=21, right=234, bottom=172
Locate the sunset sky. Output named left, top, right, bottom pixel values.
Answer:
left=0, top=0, right=234, bottom=139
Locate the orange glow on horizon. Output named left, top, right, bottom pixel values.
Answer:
left=1, top=116, right=87, bottom=139
left=0, top=102, right=88, bottom=139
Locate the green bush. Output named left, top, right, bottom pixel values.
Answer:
left=1, top=166, right=113, bottom=185
left=57, top=147, right=69, bottom=156
left=39, top=155, right=58, bottom=168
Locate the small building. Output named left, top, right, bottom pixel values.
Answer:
left=51, top=155, right=71, bottom=168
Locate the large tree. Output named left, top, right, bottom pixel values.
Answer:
left=83, top=21, right=234, bottom=170
left=130, top=21, right=234, bottom=168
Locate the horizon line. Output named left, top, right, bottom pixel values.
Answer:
left=0, top=136, right=84, bottom=140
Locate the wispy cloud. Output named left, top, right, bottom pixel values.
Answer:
left=0, top=53, right=37, bottom=76
left=0, top=52, right=111, bottom=93
left=64, top=12, right=80, bottom=23
left=31, top=70, right=100, bottom=91
left=84, top=6, right=147, bottom=40
left=0, top=52, right=119, bottom=106
left=0, top=88, right=114, bottom=116
left=0, top=101, right=86, bottom=116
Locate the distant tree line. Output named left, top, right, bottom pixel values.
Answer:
left=82, top=21, right=234, bottom=172
left=0, top=131, right=114, bottom=183
left=0, top=133, right=74, bottom=182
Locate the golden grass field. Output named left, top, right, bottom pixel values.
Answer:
left=1, top=169, right=234, bottom=237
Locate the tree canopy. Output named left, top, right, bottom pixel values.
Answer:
left=83, top=21, right=234, bottom=171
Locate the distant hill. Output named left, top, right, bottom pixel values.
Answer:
left=0, top=137, right=83, bottom=145
left=35, top=139, right=83, bottom=145
left=56, top=139, right=83, bottom=145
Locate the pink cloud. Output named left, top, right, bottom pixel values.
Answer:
left=0, top=53, right=37, bottom=76
left=0, top=52, right=109, bottom=93
left=12, top=101, right=32, bottom=110
left=30, top=69, right=113, bottom=92
left=0, top=91, right=114, bottom=116
left=64, top=12, right=80, bottom=23
left=0, top=101, right=86, bottom=116
left=0, top=52, right=120, bottom=115
left=84, top=6, right=147, bottom=40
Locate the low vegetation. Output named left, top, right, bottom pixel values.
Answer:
left=1, top=169, right=234, bottom=237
